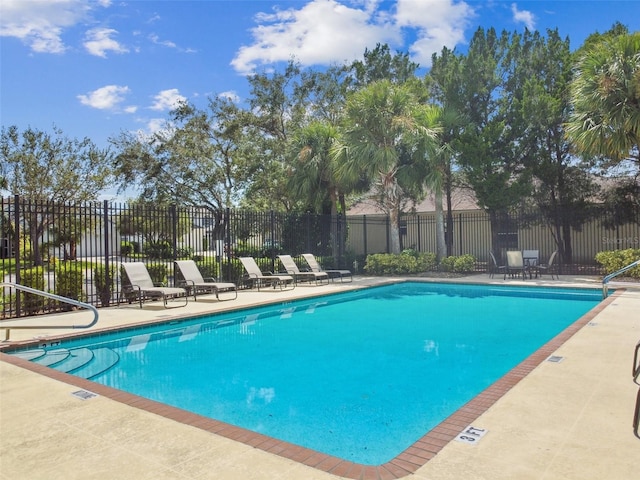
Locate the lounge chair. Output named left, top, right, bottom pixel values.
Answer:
left=488, top=251, right=506, bottom=278
left=239, top=257, right=295, bottom=290
left=302, top=253, right=352, bottom=283
left=277, top=255, right=329, bottom=285
left=535, top=250, right=558, bottom=280
left=174, top=260, right=237, bottom=301
left=120, top=262, right=188, bottom=308
left=504, top=251, right=527, bottom=280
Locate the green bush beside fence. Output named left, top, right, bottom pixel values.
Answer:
left=595, top=248, right=640, bottom=279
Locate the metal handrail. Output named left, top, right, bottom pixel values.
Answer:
left=634, top=341, right=640, bottom=385
left=1, top=282, right=99, bottom=341
left=634, top=388, right=640, bottom=439
left=602, top=259, right=640, bottom=298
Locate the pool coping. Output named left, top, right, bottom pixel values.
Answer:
left=0, top=282, right=621, bottom=479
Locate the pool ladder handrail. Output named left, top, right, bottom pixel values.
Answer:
left=1, top=282, right=99, bottom=341
left=634, top=341, right=640, bottom=439
left=602, top=259, right=640, bottom=298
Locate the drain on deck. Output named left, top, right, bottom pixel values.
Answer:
left=547, top=355, right=564, bottom=363
left=71, top=390, right=98, bottom=400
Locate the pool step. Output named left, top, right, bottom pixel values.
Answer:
left=65, top=347, right=120, bottom=379
left=31, top=348, right=70, bottom=366
left=11, top=347, right=120, bottom=380
left=56, top=348, right=94, bottom=373
left=12, top=348, right=47, bottom=361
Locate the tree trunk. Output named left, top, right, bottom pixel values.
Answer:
left=434, top=188, right=447, bottom=261
left=388, top=207, right=401, bottom=254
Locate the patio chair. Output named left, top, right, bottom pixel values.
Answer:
left=120, top=262, right=188, bottom=308
left=302, top=253, right=353, bottom=283
left=488, top=251, right=506, bottom=278
left=277, top=255, right=329, bottom=286
left=239, top=257, right=295, bottom=291
left=174, top=260, right=237, bottom=301
left=535, top=250, right=559, bottom=280
left=504, top=251, right=527, bottom=280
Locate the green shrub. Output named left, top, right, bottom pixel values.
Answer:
left=93, top=264, right=117, bottom=307
left=120, top=241, right=139, bottom=255
left=233, top=241, right=261, bottom=258
left=144, top=241, right=172, bottom=259
left=19, top=267, right=46, bottom=314
left=55, top=265, right=85, bottom=309
left=439, top=256, right=456, bottom=272
left=417, top=252, right=438, bottom=271
left=224, top=259, right=246, bottom=284
left=196, top=261, right=219, bottom=280
left=439, top=254, right=476, bottom=273
left=176, top=246, right=193, bottom=259
left=146, top=264, right=168, bottom=285
left=595, top=248, right=640, bottom=278
left=453, top=254, right=476, bottom=272
left=364, top=252, right=437, bottom=275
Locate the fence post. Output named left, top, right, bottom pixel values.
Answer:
left=224, top=208, right=231, bottom=281
left=103, top=200, right=111, bottom=307
left=170, top=204, right=178, bottom=261
left=14, top=195, right=21, bottom=317
left=270, top=210, right=276, bottom=272
left=363, top=215, right=368, bottom=257
left=458, top=213, right=463, bottom=256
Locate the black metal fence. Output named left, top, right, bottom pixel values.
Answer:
left=1, top=196, right=638, bottom=319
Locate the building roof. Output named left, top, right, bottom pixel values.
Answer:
left=347, top=187, right=480, bottom=215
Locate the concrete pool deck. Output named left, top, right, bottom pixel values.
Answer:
left=1, top=275, right=639, bottom=479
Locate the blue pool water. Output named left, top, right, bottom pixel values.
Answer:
left=13, top=282, right=602, bottom=465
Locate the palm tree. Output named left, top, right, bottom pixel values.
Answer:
left=287, top=121, right=346, bottom=216
left=333, top=80, right=439, bottom=253
left=566, top=32, right=640, bottom=169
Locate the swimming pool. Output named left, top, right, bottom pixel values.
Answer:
left=7, top=282, right=603, bottom=466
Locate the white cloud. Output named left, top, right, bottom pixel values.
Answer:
left=230, top=0, right=475, bottom=74
left=219, top=91, right=240, bottom=103
left=149, top=33, right=176, bottom=49
left=231, top=0, right=400, bottom=74
left=0, top=0, right=91, bottom=53
left=84, top=27, right=128, bottom=57
left=511, top=3, right=535, bottom=30
left=77, top=85, right=131, bottom=110
left=396, top=0, right=475, bottom=67
left=149, top=89, right=187, bottom=111
left=145, top=118, right=169, bottom=135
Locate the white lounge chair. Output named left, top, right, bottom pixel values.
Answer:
left=174, top=260, right=237, bottom=301
left=504, top=251, right=526, bottom=280
left=239, top=257, right=295, bottom=290
left=120, top=262, right=188, bottom=308
left=277, top=255, right=329, bottom=285
left=302, top=253, right=352, bottom=282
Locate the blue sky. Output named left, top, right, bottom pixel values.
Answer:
left=1, top=0, right=638, bottom=153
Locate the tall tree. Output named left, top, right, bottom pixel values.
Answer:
left=333, top=80, right=439, bottom=253
left=242, top=60, right=313, bottom=210
left=429, top=49, right=467, bottom=256
left=514, top=29, right=600, bottom=263
left=350, top=43, right=420, bottom=87
left=1, top=125, right=112, bottom=265
left=431, top=28, right=533, bottom=254
left=566, top=30, right=640, bottom=173
left=112, top=97, right=254, bottom=210
left=287, top=121, right=344, bottom=215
